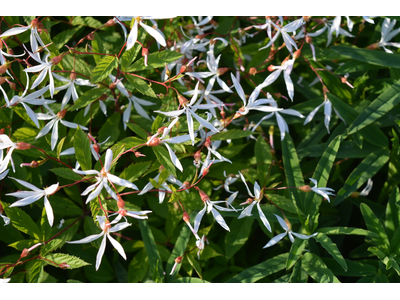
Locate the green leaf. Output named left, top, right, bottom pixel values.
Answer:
left=120, top=30, right=145, bottom=71
left=333, top=149, right=390, bottom=205
left=138, top=220, right=164, bottom=281
left=254, top=136, right=272, bottom=187
left=225, top=217, right=254, bottom=259
left=281, top=135, right=305, bottom=215
left=117, top=161, right=152, bottom=192
left=286, top=239, right=306, bottom=270
left=323, top=258, right=377, bottom=277
left=390, top=226, right=400, bottom=255
left=12, top=127, right=39, bottom=141
left=166, top=223, right=192, bottom=282
left=211, top=129, right=255, bottom=141
left=127, top=249, right=148, bottom=283
left=2, top=204, right=41, bottom=240
left=385, top=187, right=400, bottom=240
left=50, top=168, right=82, bottom=181
left=53, top=26, right=82, bottom=50
left=98, top=112, right=121, bottom=148
left=301, top=252, right=340, bottom=283
left=226, top=253, right=288, bottom=283
left=126, top=122, right=149, bottom=140
left=152, top=145, right=177, bottom=177
left=91, top=55, right=118, bottom=83
left=68, top=87, right=107, bottom=111
left=56, top=136, right=66, bottom=160
left=314, top=233, right=347, bottom=271
left=331, top=45, right=400, bottom=69
left=334, top=60, right=382, bottom=74
left=186, top=254, right=203, bottom=279
left=43, top=253, right=90, bottom=269
left=127, top=51, right=183, bottom=72
left=41, top=239, right=64, bottom=256
left=289, top=260, right=308, bottom=283
left=348, top=79, right=400, bottom=135
left=360, top=203, right=391, bottom=254
left=27, top=259, right=44, bottom=283
left=124, top=74, right=158, bottom=98
left=317, top=227, right=378, bottom=237
left=71, top=16, right=103, bottom=29
left=304, top=135, right=341, bottom=216
left=74, top=126, right=92, bottom=171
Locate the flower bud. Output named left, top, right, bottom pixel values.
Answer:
left=16, top=142, right=31, bottom=150
left=175, top=256, right=183, bottom=264
left=204, top=137, right=212, bottom=148
left=51, top=54, right=64, bottom=66
left=183, top=212, right=190, bottom=223
left=135, top=151, right=145, bottom=157
left=165, top=63, right=171, bottom=78
left=195, top=34, right=207, bottom=40
left=267, top=64, right=275, bottom=72
left=109, top=82, right=117, bottom=89
left=31, top=18, right=43, bottom=30
left=220, top=109, right=226, bottom=119
left=20, top=161, right=39, bottom=168
left=142, top=47, right=149, bottom=66
left=20, top=248, right=30, bottom=258
left=194, top=150, right=201, bottom=162
left=117, top=197, right=125, bottom=209
left=8, top=81, right=16, bottom=91
left=299, top=185, right=312, bottom=192
left=157, top=126, right=167, bottom=135
left=182, top=181, right=190, bottom=189
left=86, top=32, right=95, bottom=41
left=59, top=263, right=70, bottom=270
left=306, top=36, right=313, bottom=44
left=0, top=128, right=5, bottom=134
left=93, top=143, right=100, bottom=154
left=0, top=63, right=9, bottom=75
left=249, top=67, right=257, bottom=76
left=0, top=77, right=6, bottom=85
left=159, top=165, right=165, bottom=172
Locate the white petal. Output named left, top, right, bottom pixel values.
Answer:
left=254, top=181, right=261, bottom=199
left=0, top=26, right=30, bottom=37
left=8, top=176, right=41, bottom=191
left=303, top=102, right=324, bottom=125
left=263, top=232, right=287, bottom=248
left=193, top=206, right=207, bottom=234
left=85, top=180, right=104, bottom=203
left=291, top=231, right=318, bottom=240
left=104, top=149, right=113, bottom=172
left=96, top=235, right=107, bottom=270
left=230, top=73, right=247, bottom=105
left=43, top=196, right=54, bottom=227
left=211, top=208, right=230, bottom=231
left=107, top=174, right=138, bottom=190
left=50, top=120, right=59, bottom=150
left=67, top=232, right=104, bottom=244
left=239, top=171, right=254, bottom=198
left=189, top=109, right=219, bottom=132
left=140, top=21, right=166, bottom=47
left=123, top=101, right=132, bottom=130
left=238, top=201, right=256, bottom=219
left=257, top=202, right=271, bottom=232
left=21, top=103, right=40, bottom=128
left=274, top=214, right=290, bottom=231
left=9, top=193, right=44, bottom=207
left=163, top=143, right=183, bottom=172
left=107, top=233, right=127, bottom=259
left=126, top=20, right=138, bottom=51
left=109, top=222, right=131, bottom=233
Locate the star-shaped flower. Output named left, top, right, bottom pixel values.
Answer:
left=6, top=177, right=59, bottom=227
left=67, top=216, right=131, bottom=270
left=308, top=178, right=336, bottom=203
left=376, top=18, right=400, bottom=53
left=263, top=214, right=317, bottom=248
left=73, top=149, right=139, bottom=203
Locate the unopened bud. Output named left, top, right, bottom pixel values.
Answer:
left=299, top=185, right=312, bottom=192
left=20, top=161, right=39, bottom=168
left=8, top=81, right=16, bottom=90
left=195, top=34, right=207, bottom=40
left=0, top=128, right=5, bottom=134
left=93, top=143, right=100, bottom=154
left=0, top=77, right=6, bottom=84
left=165, top=63, right=171, bottom=77
left=159, top=165, right=165, bottom=172
left=267, top=64, right=275, bottom=72
left=142, top=48, right=149, bottom=66
left=157, top=126, right=167, bottom=135
left=249, top=67, right=257, bottom=76
left=51, top=54, right=63, bottom=66
left=20, top=248, right=29, bottom=258
left=237, top=56, right=243, bottom=66
left=135, top=151, right=145, bottom=157
left=306, top=36, right=313, bottom=44
left=86, top=32, right=95, bottom=40
left=109, top=82, right=117, bottom=89
left=59, top=263, right=70, bottom=270
left=0, top=63, right=9, bottom=75
left=175, top=256, right=183, bottom=264
left=179, top=64, right=187, bottom=73
left=182, top=181, right=190, bottom=189
left=220, top=109, right=226, bottom=119
left=16, top=142, right=31, bottom=150
left=117, top=197, right=125, bottom=209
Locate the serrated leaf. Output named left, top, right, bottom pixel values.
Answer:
left=2, top=203, right=41, bottom=240
left=360, top=203, right=391, bottom=254
left=314, top=233, right=347, bottom=271
left=44, top=253, right=90, bottom=269
left=226, top=253, right=288, bottom=283
left=126, top=122, right=149, bottom=140
left=255, top=136, right=272, bottom=187
left=120, top=28, right=145, bottom=71
left=331, top=45, right=400, bottom=69
left=41, top=239, right=64, bottom=256
left=8, top=239, right=37, bottom=251
left=286, top=239, right=306, bottom=270
left=125, top=74, right=157, bottom=98
left=50, top=168, right=82, bottom=181
left=348, top=79, right=400, bottom=135
left=152, top=145, right=177, bottom=177
left=27, top=259, right=44, bottom=283
left=211, top=129, right=255, bottom=141
left=333, top=149, right=390, bottom=205
left=74, top=126, right=91, bottom=171
left=91, top=55, right=118, bottom=83
left=68, top=87, right=106, bottom=111
left=53, top=26, right=82, bottom=50
left=281, top=135, right=305, bottom=215
left=139, top=220, right=164, bottom=281
left=225, top=217, right=253, bottom=259
left=71, top=16, right=103, bottom=29
left=12, top=127, right=39, bottom=141
left=127, top=51, right=183, bottom=72
left=301, top=252, right=340, bottom=283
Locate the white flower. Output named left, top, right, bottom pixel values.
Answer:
left=0, top=72, right=55, bottom=127
left=193, top=189, right=237, bottom=234
left=309, top=178, right=336, bottom=203
left=67, top=216, right=131, bottom=270
left=263, top=214, right=317, bottom=248
left=139, top=171, right=186, bottom=203
left=6, top=177, right=59, bottom=227
left=377, top=18, right=400, bottom=53
left=0, top=278, right=11, bottom=283
left=155, top=81, right=222, bottom=145
left=230, top=73, right=282, bottom=118
left=0, top=40, right=25, bottom=78
left=35, top=104, right=88, bottom=150
left=73, top=149, right=138, bottom=203
left=110, top=208, right=152, bottom=224
left=52, top=72, right=97, bottom=109
left=119, top=16, right=169, bottom=50
left=0, top=134, right=18, bottom=173
left=237, top=172, right=271, bottom=232
left=252, top=95, right=304, bottom=140
left=213, top=171, right=239, bottom=194
left=303, top=94, right=345, bottom=134
left=359, top=178, right=373, bottom=197
left=195, top=235, right=208, bottom=259
left=183, top=86, right=226, bottom=119
left=109, top=74, right=155, bottom=127
left=60, top=136, right=110, bottom=162
left=186, top=38, right=231, bottom=94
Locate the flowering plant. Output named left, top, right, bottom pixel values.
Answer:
left=0, top=15, right=399, bottom=284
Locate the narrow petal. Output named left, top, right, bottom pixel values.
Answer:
left=8, top=176, right=41, bottom=191
left=67, top=232, right=104, bottom=244
left=50, top=120, right=59, bottom=150
left=237, top=201, right=256, bottom=219
left=140, top=21, right=167, bottom=47
left=107, top=233, right=127, bottom=259
left=85, top=180, right=104, bottom=203
left=193, top=206, right=207, bottom=234
left=96, top=235, right=107, bottom=270
left=186, top=109, right=195, bottom=145
left=104, top=149, right=113, bottom=172
left=126, top=21, right=138, bottom=50
left=43, top=196, right=54, bottom=227
left=123, top=101, right=132, bottom=130
left=107, top=174, right=138, bottom=190
left=274, top=213, right=290, bottom=231
left=211, top=208, right=230, bottom=231
left=239, top=171, right=254, bottom=198
left=263, top=232, right=287, bottom=248
left=230, top=73, right=247, bottom=105
left=189, top=109, right=219, bottom=132
left=109, top=222, right=131, bottom=233
left=163, top=143, right=183, bottom=172
left=9, top=193, right=44, bottom=207
left=257, top=202, right=271, bottom=232
left=253, top=181, right=261, bottom=199
left=0, top=26, right=30, bottom=37
left=21, top=103, right=40, bottom=128
left=291, top=231, right=318, bottom=240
